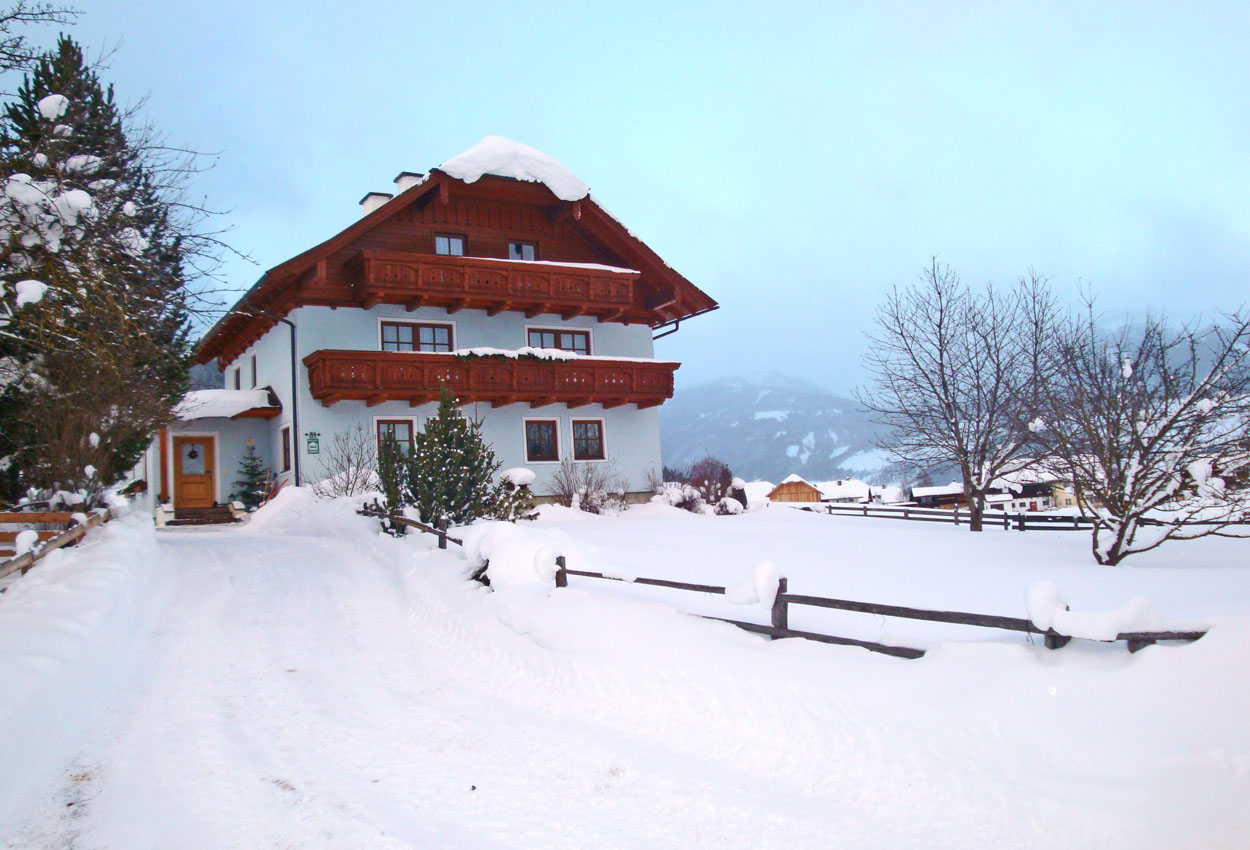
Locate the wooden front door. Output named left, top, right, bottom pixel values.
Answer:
left=173, top=436, right=216, bottom=508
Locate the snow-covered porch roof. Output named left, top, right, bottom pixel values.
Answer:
left=174, top=389, right=283, bottom=421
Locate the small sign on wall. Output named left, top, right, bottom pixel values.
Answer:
left=306, top=431, right=320, bottom=455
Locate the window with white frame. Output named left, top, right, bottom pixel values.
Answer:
left=508, top=241, right=537, bottom=261
left=571, top=419, right=605, bottom=461
left=381, top=321, right=453, bottom=353
left=376, top=419, right=415, bottom=456
left=434, top=234, right=465, bottom=256
left=527, top=328, right=589, bottom=355
left=524, top=419, right=559, bottom=462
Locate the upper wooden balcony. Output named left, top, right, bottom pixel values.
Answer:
left=303, top=349, right=678, bottom=409
left=347, top=249, right=651, bottom=323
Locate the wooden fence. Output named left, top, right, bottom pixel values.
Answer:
left=359, top=508, right=461, bottom=549
left=812, top=502, right=1249, bottom=532
left=0, top=509, right=112, bottom=586
left=553, top=558, right=1206, bottom=659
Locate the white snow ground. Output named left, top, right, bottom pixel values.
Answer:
left=1, top=491, right=1248, bottom=848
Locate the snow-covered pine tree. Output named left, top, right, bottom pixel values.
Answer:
left=0, top=36, right=192, bottom=502
left=232, top=439, right=270, bottom=510
left=404, top=386, right=501, bottom=526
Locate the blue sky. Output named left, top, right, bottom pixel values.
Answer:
left=55, top=0, right=1250, bottom=392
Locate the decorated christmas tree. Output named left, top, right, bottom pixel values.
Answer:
left=405, top=387, right=501, bottom=526
left=232, top=440, right=270, bottom=510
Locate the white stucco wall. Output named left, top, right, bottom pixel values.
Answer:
left=206, top=304, right=667, bottom=498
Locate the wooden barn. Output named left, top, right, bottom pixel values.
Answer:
left=767, top=474, right=822, bottom=503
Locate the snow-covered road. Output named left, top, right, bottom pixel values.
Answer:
left=3, top=528, right=857, bottom=848
left=3, top=495, right=1248, bottom=848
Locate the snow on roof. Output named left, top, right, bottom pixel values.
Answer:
left=436, top=136, right=589, bottom=202
left=175, top=389, right=277, bottom=421
left=741, top=481, right=775, bottom=503
left=779, top=473, right=812, bottom=485
left=813, top=479, right=872, bottom=501
left=470, top=256, right=639, bottom=275
left=911, top=482, right=966, bottom=498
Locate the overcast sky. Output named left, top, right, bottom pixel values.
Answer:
left=53, top=1, right=1250, bottom=394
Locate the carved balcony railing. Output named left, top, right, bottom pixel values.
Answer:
left=347, top=250, right=649, bottom=323
left=303, top=349, right=678, bottom=409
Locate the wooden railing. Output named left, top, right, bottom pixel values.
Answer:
left=0, top=509, right=112, bottom=586
left=304, top=349, right=678, bottom=409
left=808, top=502, right=1250, bottom=532
left=553, top=559, right=1206, bottom=658
left=349, top=249, right=649, bottom=323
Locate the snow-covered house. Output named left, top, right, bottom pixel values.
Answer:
left=767, top=475, right=823, bottom=503
left=142, top=137, right=717, bottom=514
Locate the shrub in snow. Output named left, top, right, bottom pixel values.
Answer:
left=310, top=425, right=380, bottom=500
left=549, top=456, right=627, bottom=515
left=661, top=455, right=741, bottom=514
left=652, top=482, right=707, bottom=514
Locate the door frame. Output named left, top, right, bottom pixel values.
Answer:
left=167, top=431, right=220, bottom=508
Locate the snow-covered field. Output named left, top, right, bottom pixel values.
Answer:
left=2, top=491, right=1248, bottom=848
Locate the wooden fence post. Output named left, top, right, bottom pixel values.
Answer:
left=554, top=554, right=567, bottom=588
left=1044, top=631, right=1072, bottom=650
left=1002, top=512, right=1009, bottom=530
left=903, top=507, right=909, bottom=520
left=437, top=517, right=448, bottom=550
left=953, top=509, right=959, bottom=526
left=1016, top=512, right=1025, bottom=532
left=770, top=577, right=788, bottom=638
left=862, top=504, right=868, bottom=517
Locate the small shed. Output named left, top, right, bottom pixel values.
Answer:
left=767, top=474, right=823, bottom=503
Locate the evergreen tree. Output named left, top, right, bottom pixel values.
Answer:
left=374, top=430, right=408, bottom=536
left=0, top=36, right=191, bottom=501
left=404, top=387, right=501, bottom=526
left=492, top=475, right=538, bottom=523
left=231, top=439, right=270, bottom=510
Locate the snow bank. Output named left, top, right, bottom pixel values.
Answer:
left=1026, top=581, right=1159, bottom=640
left=0, top=513, right=159, bottom=824
left=501, top=467, right=536, bottom=487
left=243, top=487, right=379, bottom=542
left=464, top=522, right=563, bottom=588
left=437, top=135, right=589, bottom=202
left=725, top=561, right=783, bottom=606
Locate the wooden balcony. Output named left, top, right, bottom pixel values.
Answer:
left=303, top=349, right=678, bottom=409
left=348, top=249, right=649, bottom=323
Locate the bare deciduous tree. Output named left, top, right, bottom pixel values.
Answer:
left=549, top=457, right=626, bottom=513
left=311, top=424, right=378, bottom=499
left=857, top=260, right=1057, bottom=531
left=1034, top=303, right=1250, bottom=565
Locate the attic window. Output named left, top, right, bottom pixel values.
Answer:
left=508, top=241, right=537, bottom=261
left=435, top=234, right=465, bottom=256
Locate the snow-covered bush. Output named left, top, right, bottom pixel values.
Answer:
left=652, top=482, right=709, bottom=514
left=660, top=455, right=741, bottom=514
left=549, top=456, right=627, bottom=514
left=310, top=425, right=379, bottom=500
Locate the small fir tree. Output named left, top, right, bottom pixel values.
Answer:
left=231, top=439, right=269, bottom=510
left=405, top=387, right=501, bottom=526
left=373, top=430, right=408, bottom=536
left=492, top=475, right=538, bottom=522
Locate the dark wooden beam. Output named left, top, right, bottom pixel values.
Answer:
left=560, top=306, right=585, bottom=321
left=601, top=399, right=627, bottom=409
left=491, top=397, right=517, bottom=408
left=486, top=301, right=507, bottom=317
left=529, top=397, right=555, bottom=408
left=409, top=394, right=436, bottom=407
left=564, top=398, right=591, bottom=409
left=366, top=393, right=387, bottom=408
left=524, top=303, right=551, bottom=319
left=321, top=393, right=342, bottom=407
left=404, top=295, right=425, bottom=312
left=447, top=298, right=467, bottom=314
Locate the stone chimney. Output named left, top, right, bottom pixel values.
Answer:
left=393, top=171, right=425, bottom=193
left=359, top=191, right=393, bottom=216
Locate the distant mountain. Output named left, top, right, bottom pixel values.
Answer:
left=660, top=371, right=898, bottom=483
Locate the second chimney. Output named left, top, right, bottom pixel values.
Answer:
left=359, top=191, right=393, bottom=216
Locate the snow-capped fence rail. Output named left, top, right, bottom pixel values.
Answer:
left=552, top=559, right=1206, bottom=659
left=814, top=503, right=1250, bottom=532
left=358, top=508, right=461, bottom=549
left=0, top=509, right=112, bottom=585
left=813, top=503, right=1095, bottom=531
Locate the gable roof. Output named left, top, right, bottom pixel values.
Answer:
left=195, top=137, right=717, bottom=366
